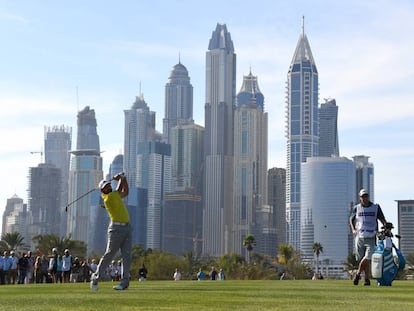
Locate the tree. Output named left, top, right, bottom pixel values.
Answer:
left=0, top=232, right=26, bottom=252
left=243, top=234, right=256, bottom=263
left=312, top=242, right=323, bottom=273
left=32, top=234, right=87, bottom=258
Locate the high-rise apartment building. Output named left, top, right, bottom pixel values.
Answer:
left=162, top=61, right=193, bottom=144
left=318, top=99, right=339, bottom=157
left=124, top=94, right=158, bottom=187
left=203, top=24, right=236, bottom=257
left=300, top=157, right=355, bottom=277
left=44, top=125, right=72, bottom=236
left=2, top=195, right=27, bottom=241
left=163, top=122, right=204, bottom=256
left=268, top=167, right=286, bottom=253
left=286, top=26, right=319, bottom=250
left=124, top=93, right=168, bottom=250
left=137, top=141, right=171, bottom=249
left=396, top=200, right=414, bottom=256
left=353, top=155, right=374, bottom=202
left=232, top=71, right=268, bottom=257
left=28, top=163, right=62, bottom=237
left=67, top=106, right=103, bottom=254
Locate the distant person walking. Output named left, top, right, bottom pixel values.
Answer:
left=90, top=173, right=131, bottom=291
left=173, top=268, right=181, bottom=281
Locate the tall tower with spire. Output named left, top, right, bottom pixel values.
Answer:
left=286, top=19, right=319, bottom=250
left=233, top=70, right=268, bottom=257
left=162, top=60, right=193, bottom=144
left=203, top=24, right=236, bottom=256
left=67, top=106, right=104, bottom=254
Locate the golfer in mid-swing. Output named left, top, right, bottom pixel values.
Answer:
left=91, top=173, right=131, bottom=291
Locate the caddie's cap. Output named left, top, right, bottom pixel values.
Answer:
left=98, top=179, right=111, bottom=190
left=359, top=189, right=369, bottom=197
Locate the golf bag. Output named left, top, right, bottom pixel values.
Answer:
left=371, top=222, right=405, bottom=286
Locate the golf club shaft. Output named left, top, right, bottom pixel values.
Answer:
left=65, top=188, right=96, bottom=212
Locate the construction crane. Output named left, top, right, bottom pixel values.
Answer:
left=30, top=150, right=44, bottom=163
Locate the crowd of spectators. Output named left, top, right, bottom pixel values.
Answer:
left=0, top=248, right=121, bottom=285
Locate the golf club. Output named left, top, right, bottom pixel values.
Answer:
left=65, top=187, right=97, bottom=212
left=64, top=172, right=125, bottom=212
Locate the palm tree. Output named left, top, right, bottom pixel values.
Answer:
left=312, top=242, right=323, bottom=274
left=0, top=232, right=26, bottom=252
left=243, top=234, right=256, bottom=263
left=32, top=234, right=87, bottom=257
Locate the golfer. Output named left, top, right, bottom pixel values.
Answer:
left=349, top=188, right=386, bottom=286
left=91, top=173, right=131, bottom=291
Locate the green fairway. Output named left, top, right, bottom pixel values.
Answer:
left=1, top=280, right=414, bottom=311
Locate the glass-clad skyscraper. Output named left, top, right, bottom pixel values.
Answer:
left=319, top=99, right=339, bottom=157
left=301, top=157, right=355, bottom=277
left=232, top=71, right=268, bottom=257
left=44, top=125, right=72, bottom=236
left=286, top=26, right=319, bottom=250
left=203, top=24, right=236, bottom=256
left=67, top=106, right=103, bottom=254
left=162, top=61, right=193, bottom=144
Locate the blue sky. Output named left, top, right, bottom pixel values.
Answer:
left=1, top=0, right=413, bottom=234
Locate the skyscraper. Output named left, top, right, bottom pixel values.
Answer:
left=124, top=93, right=168, bottom=250
left=44, top=125, right=72, bottom=236
left=286, top=24, right=319, bottom=250
left=28, top=163, right=62, bottom=236
left=203, top=24, right=236, bottom=256
left=353, top=155, right=374, bottom=202
left=232, top=71, right=268, bottom=257
left=124, top=94, right=158, bottom=186
left=162, top=61, right=193, bottom=144
left=67, top=106, right=103, bottom=254
left=300, top=157, right=355, bottom=277
left=268, top=167, right=286, bottom=252
left=319, top=99, right=339, bottom=157
left=137, top=141, right=171, bottom=249
left=163, top=122, right=204, bottom=256
left=2, top=195, right=27, bottom=239
left=396, top=200, right=414, bottom=256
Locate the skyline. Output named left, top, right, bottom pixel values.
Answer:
left=1, top=1, right=414, bottom=235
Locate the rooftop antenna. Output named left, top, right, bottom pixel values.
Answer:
left=302, top=15, right=305, bottom=36
left=178, top=51, right=181, bottom=64
left=139, top=81, right=142, bottom=97
left=76, top=86, right=79, bottom=111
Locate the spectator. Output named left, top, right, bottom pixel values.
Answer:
left=173, top=268, right=181, bottom=281
left=138, top=263, right=148, bottom=281
left=210, top=266, right=218, bottom=280
left=40, top=255, right=49, bottom=283
left=0, top=252, right=5, bottom=285
left=3, top=251, right=12, bottom=284
left=9, top=251, right=18, bottom=284
left=17, top=253, right=29, bottom=284
left=62, top=249, right=72, bottom=283
left=25, top=250, right=35, bottom=284
left=70, top=257, right=81, bottom=283
left=56, top=255, right=63, bottom=283
left=34, top=256, right=42, bottom=283
left=48, top=248, right=59, bottom=283
left=197, top=268, right=205, bottom=281
left=218, top=268, right=225, bottom=280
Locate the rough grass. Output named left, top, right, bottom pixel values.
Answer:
left=1, top=280, right=414, bottom=310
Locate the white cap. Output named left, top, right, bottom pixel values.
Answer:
left=98, top=179, right=111, bottom=190
left=359, top=189, right=369, bottom=197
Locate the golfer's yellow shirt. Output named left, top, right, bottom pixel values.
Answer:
left=101, top=191, right=130, bottom=223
